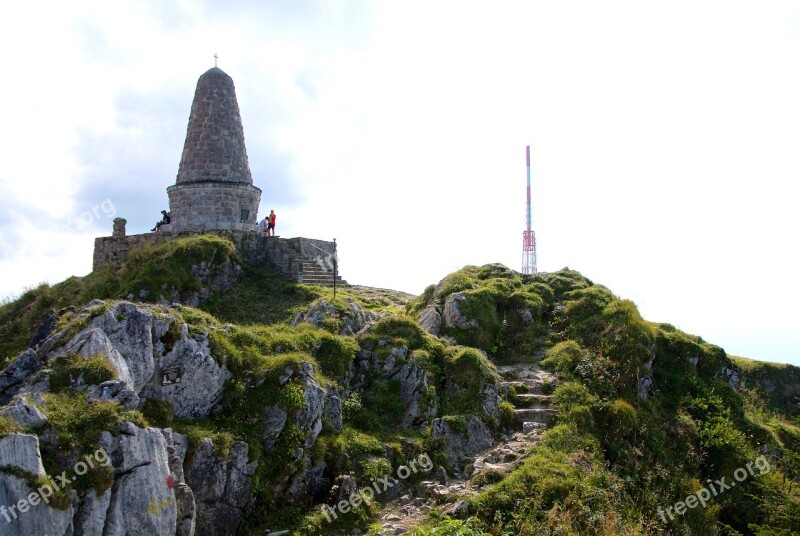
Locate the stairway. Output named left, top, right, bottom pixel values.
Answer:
left=261, top=236, right=348, bottom=287
left=297, top=261, right=349, bottom=287
left=497, top=363, right=558, bottom=432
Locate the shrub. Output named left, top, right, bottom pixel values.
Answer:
left=541, top=340, right=585, bottom=376
left=372, top=315, right=429, bottom=350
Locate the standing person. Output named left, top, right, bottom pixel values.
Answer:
left=258, top=215, right=268, bottom=233
left=267, top=210, right=276, bottom=236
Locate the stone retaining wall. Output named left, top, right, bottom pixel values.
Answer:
left=93, top=229, right=339, bottom=285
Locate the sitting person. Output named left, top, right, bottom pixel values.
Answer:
left=152, top=210, right=171, bottom=232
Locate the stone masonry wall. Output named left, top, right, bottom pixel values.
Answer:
left=92, top=230, right=337, bottom=284
left=167, top=182, right=261, bottom=232
left=176, top=67, right=253, bottom=185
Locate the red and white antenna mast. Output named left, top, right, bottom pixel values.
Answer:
left=521, top=145, right=537, bottom=274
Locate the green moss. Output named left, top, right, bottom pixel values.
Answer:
left=442, top=347, right=500, bottom=415
left=48, top=354, right=117, bottom=393
left=406, top=284, right=435, bottom=316
left=141, top=398, right=175, bottom=427
left=498, top=401, right=515, bottom=430
left=0, top=467, right=73, bottom=510
left=0, top=415, right=21, bottom=436
left=201, top=263, right=322, bottom=325
left=121, top=234, right=237, bottom=299
left=313, top=331, right=359, bottom=378
left=36, top=392, right=146, bottom=498
left=371, top=314, right=430, bottom=350
left=540, top=340, right=585, bottom=376
left=179, top=425, right=236, bottom=458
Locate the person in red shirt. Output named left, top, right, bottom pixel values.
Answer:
left=267, top=210, right=276, bottom=236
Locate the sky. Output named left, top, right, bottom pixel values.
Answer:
left=0, top=0, right=798, bottom=367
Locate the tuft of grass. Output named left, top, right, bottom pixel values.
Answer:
left=48, top=354, right=117, bottom=393
left=202, top=263, right=322, bottom=325
left=121, top=234, right=236, bottom=299
left=0, top=415, right=21, bottom=437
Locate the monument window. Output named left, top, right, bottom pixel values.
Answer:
left=240, top=208, right=249, bottom=223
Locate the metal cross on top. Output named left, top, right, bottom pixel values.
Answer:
left=214, top=53, right=218, bottom=67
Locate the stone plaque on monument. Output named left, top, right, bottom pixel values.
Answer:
left=161, top=366, right=184, bottom=386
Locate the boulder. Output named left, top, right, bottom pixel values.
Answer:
left=89, top=301, right=156, bottom=392
left=324, top=391, right=343, bottom=433
left=142, top=323, right=231, bottom=419
left=0, top=395, right=48, bottom=428
left=262, top=405, right=288, bottom=450
left=0, top=349, right=45, bottom=405
left=87, top=381, right=140, bottom=409
left=418, top=305, right=442, bottom=336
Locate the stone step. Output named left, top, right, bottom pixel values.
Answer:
left=514, top=393, right=552, bottom=406
left=513, top=407, right=558, bottom=425
left=300, top=278, right=349, bottom=286
left=505, top=381, right=550, bottom=396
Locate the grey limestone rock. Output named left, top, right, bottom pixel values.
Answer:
left=74, top=488, right=112, bottom=536
left=432, top=416, right=494, bottom=465
left=0, top=349, right=45, bottom=405
left=51, top=328, right=135, bottom=391
left=89, top=301, right=158, bottom=392
left=418, top=305, right=442, bottom=335
left=638, top=376, right=655, bottom=400
left=186, top=438, right=257, bottom=536
left=103, top=424, right=177, bottom=536
left=142, top=323, right=231, bottom=419
left=481, top=383, right=502, bottom=420
left=324, top=391, right=343, bottom=433
left=0, top=433, right=75, bottom=536
left=286, top=457, right=327, bottom=502
left=442, top=293, right=478, bottom=330
left=87, top=380, right=140, bottom=409
left=0, top=395, right=48, bottom=428
left=0, top=432, right=46, bottom=475
left=262, top=404, right=288, bottom=450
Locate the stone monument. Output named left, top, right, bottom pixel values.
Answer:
left=165, top=67, right=261, bottom=232
left=93, top=66, right=346, bottom=287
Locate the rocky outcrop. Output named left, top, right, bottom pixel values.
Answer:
left=0, top=433, right=75, bottom=536
left=292, top=298, right=379, bottom=335
left=0, top=349, right=44, bottom=405
left=2, top=301, right=231, bottom=421
left=103, top=424, right=178, bottom=536
left=418, top=306, right=442, bottom=336
left=431, top=416, right=494, bottom=466
left=443, top=293, right=478, bottom=330
left=142, top=324, right=231, bottom=419
left=352, top=343, right=438, bottom=427
left=0, top=395, right=48, bottom=428
left=186, top=438, right=257, bottom=536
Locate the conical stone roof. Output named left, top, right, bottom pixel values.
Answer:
left=176, top=67, right=253, bottom=185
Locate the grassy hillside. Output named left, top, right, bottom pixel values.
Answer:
left=1, top=237, right=798, bottom=535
